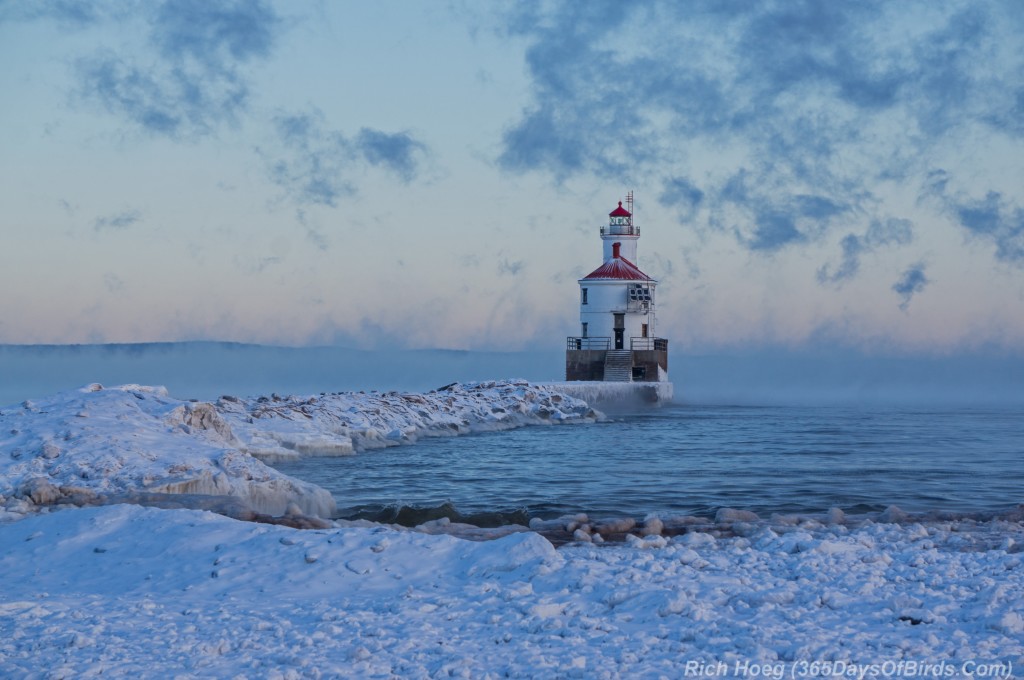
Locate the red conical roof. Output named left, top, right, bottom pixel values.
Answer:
left=581, top=255, right=652, bottom=281
left=609, top=201, right=631, bottom=217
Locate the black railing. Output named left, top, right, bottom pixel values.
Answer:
left=630, top=337, right=668, bottom=351
left=599, top=225, right=640, bottom=237
left=567, top=337, right=610, bottom=350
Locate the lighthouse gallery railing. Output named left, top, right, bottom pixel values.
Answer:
left=630, top=337, right=668, bottom=351
left=567, top=337, right=668, bottom=351
left=566, top=337, right=610, bottom=350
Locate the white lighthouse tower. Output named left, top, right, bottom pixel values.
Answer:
left=566, top=194, right=668, bottom=383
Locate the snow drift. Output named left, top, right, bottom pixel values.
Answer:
left=1, top=503, right=1020, bottom=676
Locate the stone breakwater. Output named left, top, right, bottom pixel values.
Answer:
left=0, top=381, right=598, bottom=522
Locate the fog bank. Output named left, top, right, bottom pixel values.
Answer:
left=2, top=343, right=1022, bottom=407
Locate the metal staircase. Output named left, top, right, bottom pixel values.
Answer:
left=603, top=350, right=633, bottom=382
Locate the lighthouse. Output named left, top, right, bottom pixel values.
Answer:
left=565, top=194, right=668, bottom=382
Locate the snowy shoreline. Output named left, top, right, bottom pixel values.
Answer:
left=1, top=383, right=1023, bottom=675
left=2, top=503, right=1021, bottom=676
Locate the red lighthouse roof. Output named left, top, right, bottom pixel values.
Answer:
left=582, top=243, right=652, bottom=281
left=609, top=201, right=631, bottom=217
left=581, top=257, right=651, bottom=281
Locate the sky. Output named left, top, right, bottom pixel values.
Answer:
left=2, top=0, right=1023, bottom=356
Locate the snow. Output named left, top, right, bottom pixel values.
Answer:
left=0, top=381, right=597, bottom=521
left=1, top=504, right=1021, bottom=676
left=1, top=382, right=1022, bottom=676
left=217, top=380, right=599, bottom=461
left=0, top=384, right=335, bottom=519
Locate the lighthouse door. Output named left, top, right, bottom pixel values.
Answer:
left=613, top=313, right=625, bottom=350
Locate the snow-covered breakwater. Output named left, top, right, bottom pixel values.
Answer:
left=218, top=379, right=598, bottom=461
left=0, top=381, right=597, bottom=521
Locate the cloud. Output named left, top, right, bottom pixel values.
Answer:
left=892, top=262, right=929, bottom=311
left=294, top=209, right=328, bottom=251
left=151, top=0, right=277, bottom=68
left=93, top=209, right=142, bottom=231
left=497, top=258, right=524, bottom=276
left=265, top=111, right=354, bottom=207
left=355, top=129, right=427, bottom=182
left=0, top=0, right=116, bottom=28
left=716, top=170, right=849, bottom=251
left=817, top=218, right=913, bottom=285
left=816, top=234, right=864, bottom=284
left=494, top=1, right=1024, bottom=261
left=263, top=109, right=429, bottom=208
left=950, top=192, right=1024, bottom=264
left=922, top=171, right=1024, bottom=265
left=745, top=212, right=804, bottom=252
left=866, top=217, right=913, bottom=248
left=658, top=177, right=704, bottom=222
left=72, top=0, right=281, bottom=138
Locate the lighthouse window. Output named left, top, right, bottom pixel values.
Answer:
left=581, top=288, right=588, bottom=305
left=581, top=322, right=588, bottom=338
left=628, top=285, right=652, bottom=302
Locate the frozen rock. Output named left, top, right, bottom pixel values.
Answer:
left=677, top=531, right=716, bottom=547
left=732, top=521, right=760, bottom=538
left=418, top=517, right=452, bottom=530
left=715, top=508, right=760, bottom=523
left=626, top=533, right=668, bottom=549
left=995, top=611, right=1024, bottom=635
left=20, top=477, right=61, bottom=505
left=641, top=516, right=664, bottom=536
left=40, top=441, right=61, bottom=459
left=168, top=402, right=238, bottom=444
left=594, top=517, right=636, bottom=534
left=827, top=507, right=846, bottom=525
left=880, top=505, right=909, bottom=523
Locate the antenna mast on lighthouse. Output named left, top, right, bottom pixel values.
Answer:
left=626, top=190, right=634, bottom=228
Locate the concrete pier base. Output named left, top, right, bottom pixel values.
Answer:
left=546, top=381, right=674, bottom=408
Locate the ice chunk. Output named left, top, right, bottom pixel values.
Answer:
left=641, top=516, right=664, bottom=536
left=19, top=478, right=61, bottom=505
left=715, top=508, right=760, bottom=523
left=827, top=507, right=846, bottom=525
left=879, top=505, right=909, bottom=523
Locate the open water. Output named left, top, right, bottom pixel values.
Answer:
left=273, top=403, right=1024, bottom=525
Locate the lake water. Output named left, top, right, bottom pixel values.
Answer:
left=273, top=403, right=1024, bottom=525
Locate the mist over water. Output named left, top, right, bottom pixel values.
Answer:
left=3, top=342, right=1023, bottom=407
left=0, top=343, right=564, bottom=404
